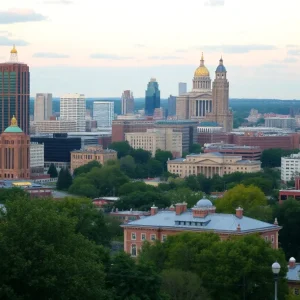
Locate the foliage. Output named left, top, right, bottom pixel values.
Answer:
left=47, top=163, right=58, bottom=178
left=161, top=269, right=211, bottom=300
left=73, top=160, right=101, bottom=176
left=215, top=184, right=267, bottom=213
left=0, top=197, right=110, bottom=300
left=139, top=232, right=289, bottom=300
left=109, top=141, right=132, bottom=159
left=119, top=155, right=136, bottom=178
left=273, top=199, right=300, bottom=261
left=165, top=187, right=202, bottom=208
left=107, top=252, right=162, bottom=300
left=56, top=167, right=73, bottom=190
left=261, top=148, right=299, bottom=168
left=155, top=149, right=173, bottom=167
left=0, top=187, right=29, bottom=203
left=189, top=143, right=202, bottom=154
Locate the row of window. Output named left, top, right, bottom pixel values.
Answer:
left=131, top=232, right=167, bottom=242
left=264, top=235, right=275, bottom=243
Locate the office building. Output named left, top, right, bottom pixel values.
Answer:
left=122, top=199, right=280, bottom=256
left=0, top=116, right=30, bottom=179
left=178, top=82, right=187, bottom=95
left=281, top=153, right=300, bottom=182
left=34, top=93, right=52, bottom=121
left=70, top=146, right=117, bottom=173
left=93, top=101, right=114, bottom=127
left=145, top=78, right=160, bottom=116
left=125, top=128, right=183, bottom=158
left=167, top=152, right=261, bottom=178
left=33, top=120, right=77, bottom=134
left=31, top=133, right=82, bottom=169
left=167, top=95, right=176, bottom=116
left=0, top=46, right=30, bottom=134
left=176, top=53, right=232, bottom=132
left=121, top=90, right=134, bottom=115
left=30, top=142, right=44, bottom=176
left=60, top=93, right=85, bottom=132
left=265, top=117, right=296, bottom=130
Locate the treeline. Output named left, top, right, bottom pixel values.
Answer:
left=0, top=193, right=297, bottom=300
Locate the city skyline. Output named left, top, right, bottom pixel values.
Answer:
left=0, top=0, right=300, bottom=98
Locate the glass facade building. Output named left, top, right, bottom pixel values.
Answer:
left=145, top=78, right=160, bottom=116
left=93, top=101, right=114, bottom=127
left=0, top=63, right=30, bottom=134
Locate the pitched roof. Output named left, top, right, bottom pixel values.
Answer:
left=287, top=264, right=300, bottom=282
left=123, top=210, right=280, bottom=233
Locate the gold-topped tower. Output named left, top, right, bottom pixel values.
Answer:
left=11, top=115, right=17, bottom=126
left=9, top=45, right=18, bottom=62
left=194, top=52, right=210, bottom=77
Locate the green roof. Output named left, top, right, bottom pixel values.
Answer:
left=4, top=126, right=23, bottom=133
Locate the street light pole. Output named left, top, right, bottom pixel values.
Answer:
left=272, top=262, right=281, bottom=300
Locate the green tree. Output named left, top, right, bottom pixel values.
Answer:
left=131, top=148, right=151, bottom=164
left=109, top=141, right=132, bottom=158
left=155, top=150, right=173, bottom=171
left=119, top=155, right=136, bottom=178
left=0, top=187, right=29, bottom=203
left=274, top=199, right=300, bottom=260
left=56, top=167, right=73, bottom=190
left=161, top=269, right=210, bottom=300
left=47, top=163, right=58, bottom=178
left=118, top=181, right=156, bottom=196
left=215, top=184, right=267, bottom=213
left=107, top=252, right=162, bottom=300
left=147, top=158, right=164, bottom=177
left=166, top=187, right=202, bottom=208
left=189, top=143, right=202, bottom=153
left=73, top=160, right=101, bottom=176
left=261, top=148, right=299, bottom=168
left=0, top=198, right=110, bottom=300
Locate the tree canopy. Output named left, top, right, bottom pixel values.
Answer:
left=47, top=163, right=58, bottom=178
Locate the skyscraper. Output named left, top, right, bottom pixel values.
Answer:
left=93, top=101, right=114, bottom=127
left=34, top=93, right=53, bottom=121
left=178, top=82, right=187, bottom=95
left=121, top=90, right=134, bottom=115
left=0, top=46, right=30, bottom=134
left=168, top=95, right=176, bottom=116
left=60, top=93, right=86, bottom=132
left=145, top=78, right=160, bottom=116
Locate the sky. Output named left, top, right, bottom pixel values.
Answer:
left=0, top=0, right=300, bottom=99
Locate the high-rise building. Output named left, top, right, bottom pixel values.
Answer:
left=93, top=101, right=114, bottom=127
left=0, top=116, right=30, bottom=179
left=145, top=78, right=160, bottom=116
left=60, top=93, right=86, bottom=132
left=168, top=95, right=176, bottom=116
left=0, top=46, right=30, bottom=134
left=121, top=90, right=134, bottom=115
left=178, top=82, right=187, bottom=95
left=34, top=93, right=52, bottom=121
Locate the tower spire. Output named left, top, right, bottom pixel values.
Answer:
left=9, top=45, right=18, bottom=62
left=200, top=52, right=204, bottom=66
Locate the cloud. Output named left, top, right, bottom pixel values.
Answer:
left=90, top=53, right=133, bottom=60
left=0, top=36, right=29, bottom=46
left=0, top=9, right=47, bottom=24
left=197, top=44, right=277, bottom=54
left=175, top=49, right=187, bottom=53
left=286, top=44, right=298, bottom=48
left=134, top=44, right=146, bottom=48
left=43, top=0, right=73, bottom=4
left=287, top=49, right=300, bottom=56
left=272, top=57, right=298, bottom=64
left=149, top=55, right=182, bottom=60
left=205, top=0, right=225, bottom=6
left=33, top=52, right=69, bottom=58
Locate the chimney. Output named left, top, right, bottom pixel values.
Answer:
left=289, top=257, right=296, bottom=269
left=274, top=218, right=278, bottom=225
left=169, top=204, right=175, bottom=211
left=237, top=224, right=241, bottom=231
left=151, top=204, right=158, bottom=216
left=175, top=203, right=187, bottom=215
left=236, top=207, right=243, bottom=219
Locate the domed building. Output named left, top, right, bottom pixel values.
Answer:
left=176, top=54, right=233, bottom=132
left=0, top=116, right=30, bottom=179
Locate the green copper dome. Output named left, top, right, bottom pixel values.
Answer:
left=3, top=116, right=23, bottom=133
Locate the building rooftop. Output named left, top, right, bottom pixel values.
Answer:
left=0, top=180, right=49, bottom=190
left=199, top=121, right=220, bottom=127
left=155, top=120, right=198, bottom=125
left=287, top=261, right=300, bottom=282
left=204, top=143, right=260, bottom=150
left=123, top=209, right=279, bottom=233
left=71, top=148, right=116, bottom=154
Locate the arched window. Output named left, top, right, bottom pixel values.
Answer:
left=131, top=244, right=137, bottom=256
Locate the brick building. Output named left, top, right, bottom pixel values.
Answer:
left=279, top=177, right=300, bottom=203
left=70, top=145, right=117, bottom=173
left=122, top=198, right=281, bottom=256
left=287, top=257, right=300, bottom=297
left=0, top=116, right=30, bottom=180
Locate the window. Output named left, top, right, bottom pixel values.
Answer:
left=265, top=236, right=269, bottom=241
left=131, top=244, right=137, bottom=257
left=131, top=232, right=136, bottom=240
left=271, top=235, right=274, bottom=243
left=141, top=233, right=146, bottom=241
left=162, top=235, right=167, bottom=242
left=150, top=234, right=156, bottom=241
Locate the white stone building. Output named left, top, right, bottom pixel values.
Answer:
left=281, top=153, right=300, bottom=182
left=60, top=93, right=86, bottom=132
left=30, top=143, right=45, bottom=175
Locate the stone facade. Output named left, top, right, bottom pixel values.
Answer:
left=167, top=152, right=261, bottom=178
